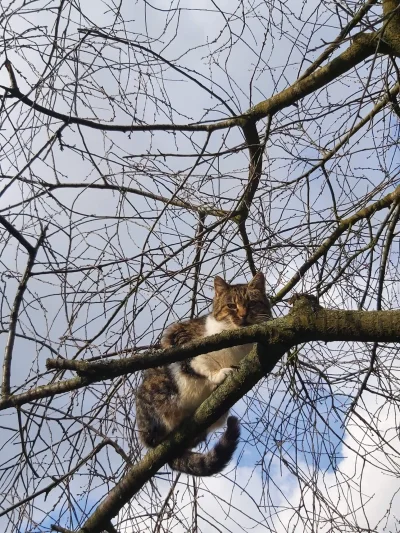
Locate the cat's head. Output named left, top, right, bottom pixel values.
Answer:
left=212, top=272, right=271, bottom=328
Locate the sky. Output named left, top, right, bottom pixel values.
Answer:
left=0, top=0, right=400, bottom=531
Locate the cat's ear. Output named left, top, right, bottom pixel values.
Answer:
left=214, top=276, right=229, bottom=296
left=248, top=272, right=265, bottom=292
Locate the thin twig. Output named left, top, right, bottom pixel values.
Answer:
left=190, top=212, right=206, bottom=318
left=0, top=439, right=116, bottom=518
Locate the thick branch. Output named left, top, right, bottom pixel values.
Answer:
left=236, top=119, right=267, bottom=273
left=238, top=121, right=265, bottom=219
left=48, top=306, right=400, bottom=377
left=383, top=0, right=400, bottom=56
left=299, top=0, right=379, bottom=80
left=0, top=215, right=34, bottom=255
left=238, top=221, right=257, bottom=275
left=0, top=78, right=235, bottom=133
left=0, top=374, right=90, bottom=411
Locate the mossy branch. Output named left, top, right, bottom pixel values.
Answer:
left=383, top=0, right=400, bottom=57
left=4, top=301, right=400, bottom=412
left=48, top=302, right=400, bottom=380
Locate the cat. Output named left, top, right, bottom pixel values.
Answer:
left=136, top=272, right=271, bottom=476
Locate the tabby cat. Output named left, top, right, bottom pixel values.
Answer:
left=136, top=272, right=271, bottom=476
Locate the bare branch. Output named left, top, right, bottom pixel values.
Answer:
left=272, top=185, right=400, bottom=303
left=0, top=215, right=34, bottom=255
left=2, top=228, right=47, bottom=397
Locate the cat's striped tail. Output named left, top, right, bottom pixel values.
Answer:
left=168, top=416, right=240, bottom=476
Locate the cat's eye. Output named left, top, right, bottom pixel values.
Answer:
left=227, top=303, right=236, bottom=310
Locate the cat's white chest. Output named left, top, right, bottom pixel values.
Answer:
left=204, top=315, right=229, bottom=337
left=172, top=315, right=253, bottom=413
left=204, top=315, right=253, bottom=367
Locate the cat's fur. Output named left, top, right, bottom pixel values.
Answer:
left=136, top=272, right=271, bottom=476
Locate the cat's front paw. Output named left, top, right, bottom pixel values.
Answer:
left=209, top=367, right=235, bottom=385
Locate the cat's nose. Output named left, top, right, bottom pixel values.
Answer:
left=237, top=309, right=248, bottom=325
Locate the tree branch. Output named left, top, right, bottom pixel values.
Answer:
left=383, top=0, right=400, bottom=56
left=0, top=76, right=235, bottom=132
left=78, top=343, right=285, bottom=533
left=272, top=185, right=400, bottom=303
left=0, top=215, right=34, bottom=255
left=235, top=116, right=272, bottom=273
left=48, top=304, right=400, bottom=377
left=248, top=32, right=383, bottom=122
left=2, top=303, right=399, bottom=411
left=0, top=439, right=117, bottom=518
left=285, top=82, right=400, bottom=187
left=0, top=374, right=90, bottom=411
left=2, top=31, right=382, bottom=136
left=2, top=228, right=47, bottom=397
left=43, top=182, right=232, bottom=218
